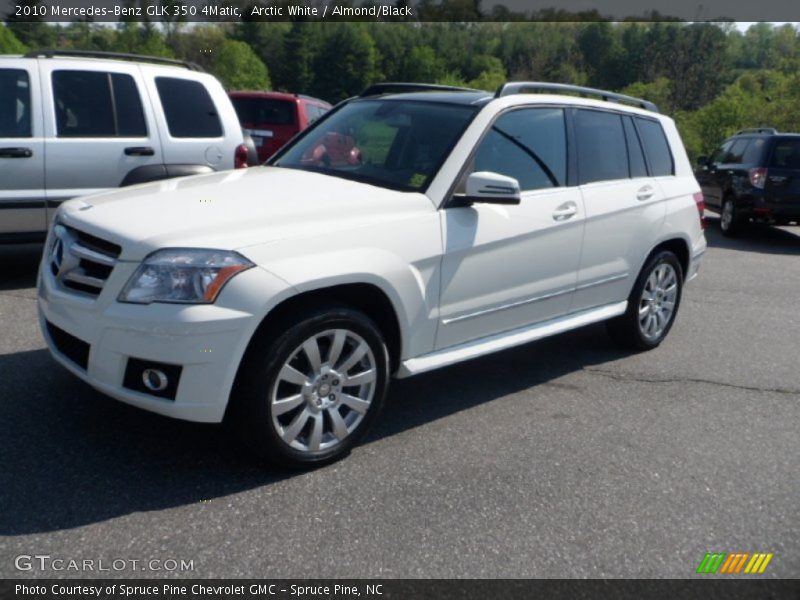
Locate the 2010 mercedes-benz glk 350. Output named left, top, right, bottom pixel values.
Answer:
left=38, top=82, right=707, bottom=468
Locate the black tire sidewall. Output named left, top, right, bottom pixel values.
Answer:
left=624, top=251, right=684, bottom=349
left=237, top=307, right=390, bottom=469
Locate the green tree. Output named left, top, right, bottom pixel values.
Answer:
left=621, top=77, right=672, bottom=113
left=310, top=24, right=378, bottom=102
left=279, top=23, right=314, bottom=93
left=212, top=40, right=270, bottom=90
left=404, top=46, right=444, bottom=83
left=0, top=24, right=27, bottom=53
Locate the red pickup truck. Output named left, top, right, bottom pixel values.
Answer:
left=229, top=91, right=331, bottom=163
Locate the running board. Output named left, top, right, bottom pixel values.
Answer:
left=397, top=301, right=628, bottom=378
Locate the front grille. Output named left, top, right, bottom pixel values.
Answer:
left=49, top=224, right=121, bottom=298
left=46, top=321, right=90, bottom=370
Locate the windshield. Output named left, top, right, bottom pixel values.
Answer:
left=271, top=99, right=477, bottom=192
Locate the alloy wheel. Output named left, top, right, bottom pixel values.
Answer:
left=270, top=329, right=377, bottom=453
left=638, top=263, right=678, bottom=341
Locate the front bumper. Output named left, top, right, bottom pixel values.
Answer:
left=37, top=260, right=290, bottom=423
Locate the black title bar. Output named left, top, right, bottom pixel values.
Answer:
left=3, top=0, right=800, bottom=22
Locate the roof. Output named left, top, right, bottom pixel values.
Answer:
left=229, top=90, right=330, bottom=105
left=358, top=91, right=493, bottom=106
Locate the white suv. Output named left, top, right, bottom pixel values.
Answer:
left=37, top=82, right=707, bottom=468
left=1, top=50, right=248, bottom=242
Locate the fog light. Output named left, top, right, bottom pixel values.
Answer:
left=142, top=368, right=168, bottom=392
left=123, top=358, right=182, bottom=400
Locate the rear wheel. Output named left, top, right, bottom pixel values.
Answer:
left=232, top=307, right=389, bottom=469
left=607, top=250, right=683, bottom=350
left=720, top=197, right=743, bottom=237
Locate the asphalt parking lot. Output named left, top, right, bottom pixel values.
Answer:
left=0, top=216, right=798, bottom=579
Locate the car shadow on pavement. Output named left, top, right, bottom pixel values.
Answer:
left=0, top=244, right=44, bottom=291
left=704, top=215, right=800, bottom=255
left=0, top=324, right=630, bottom=536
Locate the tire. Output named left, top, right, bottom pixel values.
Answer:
left=606, top=250, right=684, bottom=351
left=231, top=306, right=390, bottom=470
left=720, top=196, right=743, bottom=237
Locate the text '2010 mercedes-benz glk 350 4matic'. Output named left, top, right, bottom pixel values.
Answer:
left=38, top=82, right=707, bottom=469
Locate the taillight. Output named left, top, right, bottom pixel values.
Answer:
left=693, top=191, right=706, bottom=229
left=749, top=167, right=768, bottom=189
left=234, top=144, right=249, bottom=169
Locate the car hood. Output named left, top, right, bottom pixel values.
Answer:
left=58, top=167, right=434, bottom=261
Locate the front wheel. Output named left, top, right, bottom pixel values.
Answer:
left=606, top=251, right=683, bottom=350
left=232, top=307, right=390, bottom=469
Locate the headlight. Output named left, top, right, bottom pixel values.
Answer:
left=119, top=249, right=254, bottom=305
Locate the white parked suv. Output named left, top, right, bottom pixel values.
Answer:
left=0, top=50, right=249, bottom=242
left=37, top=82, right=707, bottom=468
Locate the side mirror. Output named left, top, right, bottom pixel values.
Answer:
left=452, top=171, right=522, bottom=207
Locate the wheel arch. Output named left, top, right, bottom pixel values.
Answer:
left=642, top=237, right=691, bottom=281
left=239, top=281, right=404, bottom=377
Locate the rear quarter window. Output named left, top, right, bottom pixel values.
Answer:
left=769, top=139, right=800, bottom=169
left=635, top=117, right=674, bottom=176
left=156, top=77, right=223, bottom=138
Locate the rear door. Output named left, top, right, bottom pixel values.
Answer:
left=147, top=73, right=238, bottom=170
left=571, top=109, right=666, bottom=312
left=39, top=60, right=161, bottom=209
left=0, top=60, right=45, bottom=236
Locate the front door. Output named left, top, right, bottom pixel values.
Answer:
left=38, top=61, right=162, bottom=209
left=437, top=107, right=584, bottom=350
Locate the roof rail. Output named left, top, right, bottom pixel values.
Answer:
left=360, top=82, right=481, bottom=97
left=735, top=127, right=778, bottom=135
left=24, top=49, right=204, bottom=72
left=495, top=82, right=658, bottom=113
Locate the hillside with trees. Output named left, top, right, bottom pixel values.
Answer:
left=2, top=18, right=799, bottom=158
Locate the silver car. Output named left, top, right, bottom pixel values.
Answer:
left=0, top=50, right=248, bottom=242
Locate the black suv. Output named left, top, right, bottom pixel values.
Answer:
left=695, top=128, right=800, bottom=236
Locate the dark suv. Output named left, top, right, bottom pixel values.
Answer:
left=696, top=128, right=800, bottom=236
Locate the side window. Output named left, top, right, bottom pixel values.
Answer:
left=576, top=109, right=628, bottom=184
left=156, top=77, right=223, bottom=138
left=742, top=138, right=765, bottom=164
left=52, top=71, right=147, bottom=138
left=472, top=107, right=567, bottom=191
left=724, top=139, right=749, bottom=164
left=769, top=139, right=800, bottom=169
left=623, top=116, right=647, bottom=178
left=0, top=69, right=32, bottom=138
left=711, top=141, right=733, bottom=164
left=635, top=117, right=674, bottom=176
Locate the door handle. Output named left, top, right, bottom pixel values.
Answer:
left=636, top=185, right=655, bottom=201
left=124, top=146, right=155, bottom=156
left=0, top=147, right=33, bottom=158
left=552, top=202, right=578, bottom=221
